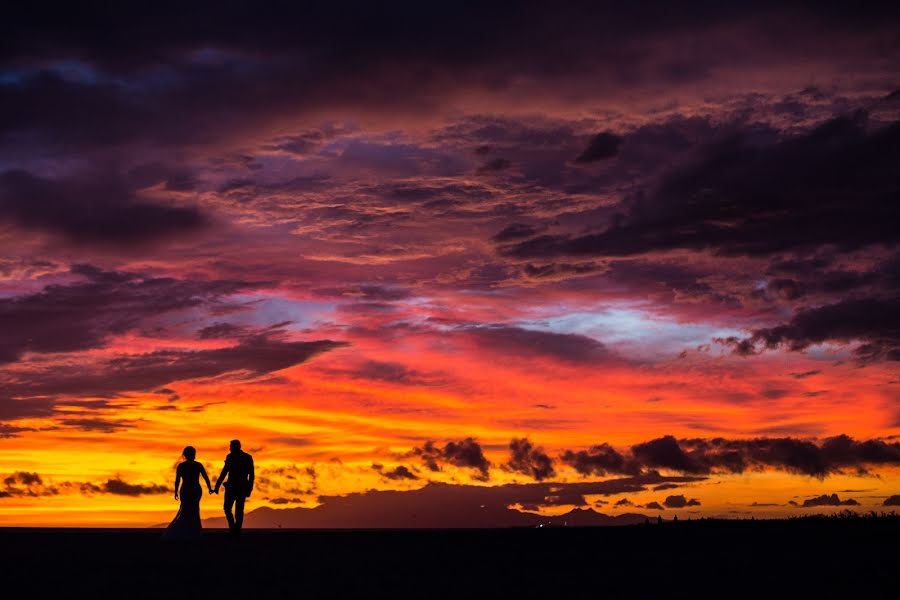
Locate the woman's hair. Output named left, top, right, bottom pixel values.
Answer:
left=182, top=446, right=196, bottom=461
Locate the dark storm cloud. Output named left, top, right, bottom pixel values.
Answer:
left=561, top=443, right=638, bottom=476
left=72, top=336, right=345, bottom=394
left=521, top=262, right=604, bottom=281
left=562, top=434, right=900, bottom=478
left=662, top=435, right=900, bottom=477
left=0, top=169, right=206, bottom=244
left=758, top=255, right=900, bottom=306
left=883, top=495, right=900, bottom=506
left=3, top=2, right=898, bottom=160
left=725, top=296, right=900, bottom=362
left=316, top=360, right=438, bottom=386
left=574, top=132, right=623, bottom=163
left=411, top=438, right=491, bottom=480
left=4, top=472, right=42, bottom=486
left=663, top=494, right=701, bottom=508
left=652, top=483, right=681, bottom=491
left=601, top=258, right=742, bottom=307
left=0, top=335, right=348, bottom=424
left=0, top=472, right=53, bottom=497
left=381, top=466, right=418, bottom=481
left=505, top=438, right=556, bottom=481
left=632, top=436, right=702, bottom=473
left=0, top=264, right=253, bottom=364
left=100, top=478, right=168, bottom=496
left=0, top=472, right=166, bottom=497
left=0, top=423, right=36, bottom=438
left=0, top=398, right=55, bottom=420
left=267, top=497, right=305, bottom=505
left=505, top=113, right=900, bottom=259
left=643, top=502, right=665, bottom=510
left=346, top=360, right=433, bottom=385
left=492, top=223, right=545, bottom=243
left=767, top=278, right=806, bottom=300
left=790, top=370, right=822, bottom=379
left=801, top=493, right=859, bottom=508
left=476, top=158, right=512, bottom=174
left=197, top=322, right=247, bottom=339
left=461, top=325, right=612, bottom=363
left=57, top=418, right=135, bottom=433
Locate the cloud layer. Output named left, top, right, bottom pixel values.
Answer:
left=1, top=1, right=899, bottom=525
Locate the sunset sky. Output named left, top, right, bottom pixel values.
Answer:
left=1, top=2, right=899, bottom=527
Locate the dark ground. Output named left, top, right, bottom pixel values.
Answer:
left=2, top=518, right=897, bottom=599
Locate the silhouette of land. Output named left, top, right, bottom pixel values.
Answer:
left=3, top=516, right=896, bottom=598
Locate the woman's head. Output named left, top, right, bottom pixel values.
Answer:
left=182, top=446, right=196, bottom=461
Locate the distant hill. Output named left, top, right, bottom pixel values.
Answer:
left=203, top=481, right=652, bottom=528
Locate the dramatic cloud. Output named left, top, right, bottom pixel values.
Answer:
left=0, top=423, right=35, bottom=438
left=727, top=297, right=900, bottom=362
left=506, top=113, right=900, bottom=260
left=632, top=436, right=702, bottom=473
left=317, top=360, right=437, bottom=386
left=1, top=472, right=167, bottom=497
left=652, top=483, right=681, bottom=491
left=380, top=465, right=418, bottom=481
left=8, top=2, right=895, bottom=156
left=0, top=398, right=55, bottom=421
left=461, top=326, right=613, bottom=363
left=0, top=472, right=53, bottom=498
left=662, top=494, right=701, bottom=508
left=801, top=494, right=859, bottom=508
left=0, top=169, right=206, bottom=244
left=0, top=264, right=252, bottom=364
left=561, top=443, right=637, bottom=476
left=476, top=158, right=512, bottom=174
left=883, top=495, right=900, bottom=506
left=1, top=334, right=348, bottom=419
left=505, top=438, right=556, bottom=481
left=562, top=435, right=900, bottom=478
left=3, top=2, right=900, bottom=526
left=412, top=438, right=491, bottom=480
left=574, top=132, right=622, bottom=163
left=492, top=223, right=545, bottom=243
left=96, top=478, right=168, bottom=496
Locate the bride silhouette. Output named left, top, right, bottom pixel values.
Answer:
left=162, top=446, right=212, bottom=541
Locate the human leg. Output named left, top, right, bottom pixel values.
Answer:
left=234, top=494, right=246, bottom=531
left=224, top=490, right=236, bottom=531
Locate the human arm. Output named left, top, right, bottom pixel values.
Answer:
left=213, top=460, right=229, bottom=494
left=246, top=456, right=255, bottom=498
left=199, top=464, right=213, bottom=494
left=173, top=465, right=182, bottom=500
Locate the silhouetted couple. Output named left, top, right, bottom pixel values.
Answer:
left=163, top=440, right=254, bottom=540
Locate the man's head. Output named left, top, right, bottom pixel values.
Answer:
left=230, top=439, right=241, bottom=452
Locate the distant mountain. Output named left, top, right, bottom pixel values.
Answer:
left=203, top=481, right=652, bottom=528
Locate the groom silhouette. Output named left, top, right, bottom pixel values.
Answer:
left=214, top=439, right=255, bottom=535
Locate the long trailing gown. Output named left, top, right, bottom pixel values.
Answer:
left=162, top=461, right=206, bottom=540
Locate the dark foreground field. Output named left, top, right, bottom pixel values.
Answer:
left=3, top=518, right=897, bottom=599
